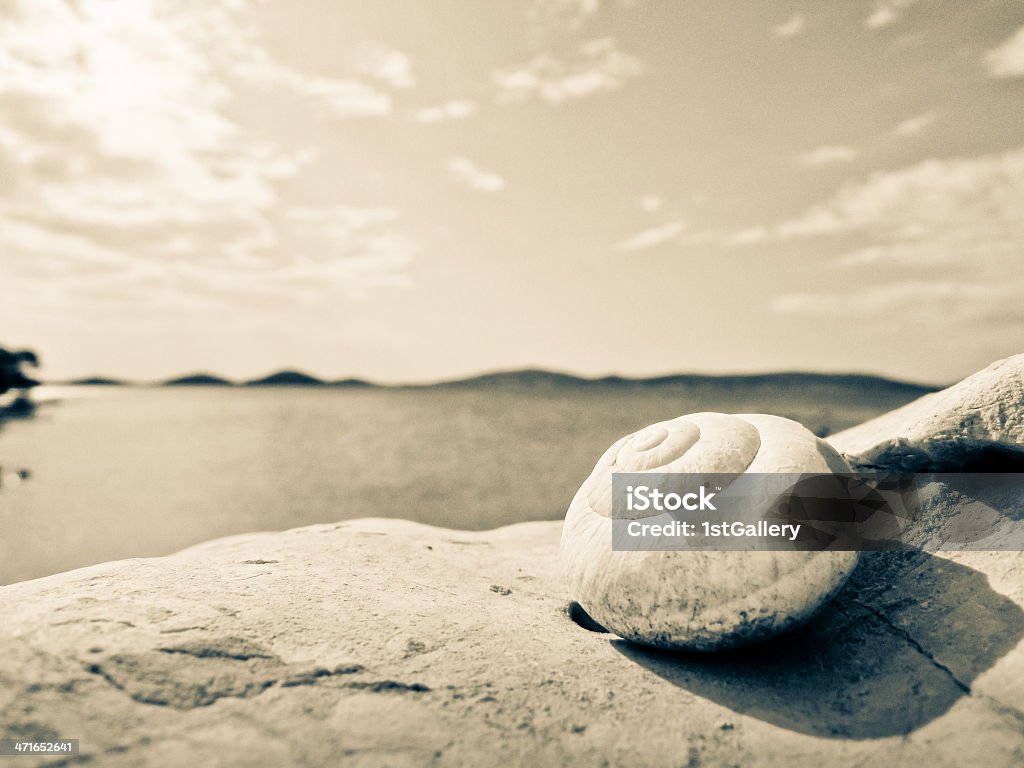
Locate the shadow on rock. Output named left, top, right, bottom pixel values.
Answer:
left=614, top=551, right=1024, bottom=739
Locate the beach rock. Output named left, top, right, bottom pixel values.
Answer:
left=828, top=354, right=1024, bottom=471
left=828, top=354, right=1024, bottom=553
left=1, top=518, right=1024, bottom=767
left=560, top=413, right=859, bottom=651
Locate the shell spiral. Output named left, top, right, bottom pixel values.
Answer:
left=560, top=412, right=858, bottom=651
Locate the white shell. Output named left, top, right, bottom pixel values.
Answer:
left=560, top=413, right=859, bottom=651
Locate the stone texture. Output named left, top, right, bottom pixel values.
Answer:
left=828, top=354, right=1024, bottom=471
left=827, top=353, right=1024, bottom=552
left=1, top=517, right=1024, bottom=767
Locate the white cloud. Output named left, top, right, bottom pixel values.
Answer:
left=638, top=194, right=663, bottom=212
left=528, top=0, right=601, bottom=34
left=494, top=37, right=642, bottom=104
left=223, top=31, right=391, bottom=118
left=727, top=226, right=769, bottom=246
left=892, top=111, right=936, bottom=136
left=865, top=0, right=920, bottom=29
left=798, top=145, right=858, bottom=167
left=352, top=43, right=415, bottom=90
left=776, top=147, right=1024, bottom=246
left=772, top=14, right=806, bottom=39
left=772, top=281, right=1024, bottom=326
left=984, top=25, right=1024, bottom=79
left=766, top=146, right=1024, bottom=322
left=149, top=5, right=394, bottom=120
left=0, top=0, right=414, bottom=317
left=286, top=205, right=399, bottom=229
left=234, top=57, right=391, bottom=118
left=414, top=100, right=478, bottom=123
left=446, top=156, right=506, bottom=192
left=866, top=6, right=897, bottom=29
left=616, top=220, right=686, bottom=251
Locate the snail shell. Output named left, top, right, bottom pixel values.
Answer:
left=560, top=413, right=859, bottom=651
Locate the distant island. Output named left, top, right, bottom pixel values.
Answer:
left=331, top=378, right=374, bottom=388
left=245, top=370, right=325, bottom=386
left=68, top=377, right=126, bottom=386
left=52, top=367, right=940, bottom=395
left=413, top=368, right=937, bottom=397
left=243, top=371, right=374, bottom=387
left=163, top=373, right=233, bottom=386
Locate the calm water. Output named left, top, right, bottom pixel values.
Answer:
left=0, top=385, right=912, bottom=584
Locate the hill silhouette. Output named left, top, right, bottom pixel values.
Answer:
left=245, top=370, right=324, bottom=386
left=330, top=378, right=373, bottom=388
left=427, top=368, right=936, bottom=396
left=163, top=373, right=233, bottom=386
left=60, top=367, right=939, bottom=396
left=69, top=377, right=126, bottom=386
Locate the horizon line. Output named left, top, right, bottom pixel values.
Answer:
left=46, top=365, right=947, bottom=391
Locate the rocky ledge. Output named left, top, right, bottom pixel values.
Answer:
left=2, top=355, right=1023, bottom=767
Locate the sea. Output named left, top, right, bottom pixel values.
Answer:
left=0, top=382, right=924, bottom=584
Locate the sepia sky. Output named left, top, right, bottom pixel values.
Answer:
left=1, top=0, right=1022, bottom=384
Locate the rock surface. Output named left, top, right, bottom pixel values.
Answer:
left=1, top=518, right=1023, bottom=767
left=828, top=354, right=1024, bottom=470
left=2, top=356, right=1024, bottom=767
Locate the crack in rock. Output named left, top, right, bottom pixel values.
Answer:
left=157, top=637, right=275, bottom=661
left=281, top=665, right=365, bottom=687
left=83, top=637, right=368, bottom=709
left=852, top=599, right=971, bottom=694
left=81, top=636, right=427, bottom=710
left=342, top=680, right=431, bottom=693
left=159, top=626, right=209, bottom=635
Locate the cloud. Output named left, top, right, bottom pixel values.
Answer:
left=765, top=146, right=1024, bottom=323
left=984, top=25, right=1024, bottom=79
left=184, top=7, right=393, bottom=119
left=527, top=0, right=601, bottom=34
left=638, top=194, right=664, bottom=212
left=616, top=220, right=686, bottom=251
left=865, top=0, right=920, bottom=29
left=892, top=111, right=936, bottom=137
left=414, top=100, right=478, bottom=123
left=446, top=156, right=506, bottom=192
left=775, top=146, right=1024, bottom=247
left=0, top=0, right=414, bottom=319
left=233, top=57, right=391, bottom=118
left=727, top=226, right=769, bottom=246
left=352, top=43, right=415, bottom=90
left=771, top=281, right=1024, bottom=326
left=772, top=14, right=806, bottom=39
left=494, top=37, right=642, bottom=104
left=798, top=145, right=858, bottom=167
